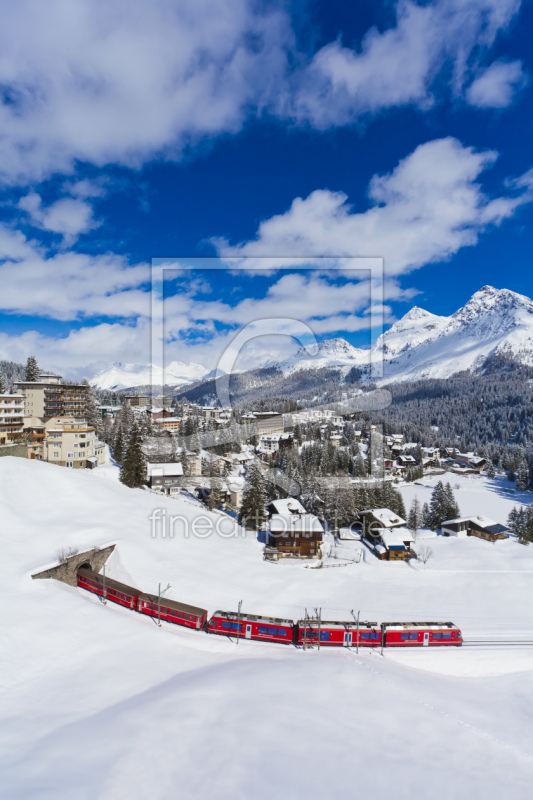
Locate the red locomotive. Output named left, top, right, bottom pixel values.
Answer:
left=76, top=565, right=462, bottom=649
left=381, top=621, right=462, bottom=647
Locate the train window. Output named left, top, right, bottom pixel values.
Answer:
left=222, top=621, right=231, bottom=629
left=267, top=627, right=278, bottom=635
left=320, top=631, right=330, bottom=641
left=231, top=622, right=242, bottom=631
left=442, top=632, right=451, bottom=639
left=409, top=633, right=418, bottom=640
left=258, top=626, right=268, bottom=634
left=278, top=629, right=287, bottom=636
left=433, top=632, right=442, bottom=639
left=361, top=632, right=370, bottom=640
left=370, top=632, right=380, bottom=640
left=177, top=611, right=184, bottom=618
left=401, top=633, right=409, bottom=640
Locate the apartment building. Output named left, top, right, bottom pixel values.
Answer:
left=0, top=394, right=25, bottom=444
left=16, top=374, right=88, bottom=419
left=27, top=417, right=105, bottom=468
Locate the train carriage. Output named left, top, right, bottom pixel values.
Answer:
left=138, top=593, right=207, bottom=630
left=77, top=566, right=139, bottom=609
left=207, top=610, right=294, bottom=644
left=296, top=620, right=381, bottom=647
left=381, top=621, right=462, bottom=647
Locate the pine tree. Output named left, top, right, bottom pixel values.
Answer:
left=239, top=461, right=267, bottom=530
left=82, top=379, right=101, bottom=435
left=443, top=483, right=460, bottom=520
left=427, top=481, right=446, bottom=530
left=485, top=458, right=496, bottom=478
left=119, top=422, right=146, bottom=488
left=422, top=502, right=430, bottom=527
left=113, top=427, right=124, bottom=464
left=0, top=373, right=7, bottom=394
left=408, top=497, right=423, bottom=536
left=25, top=356, right=40, bottom=381
left=516, top=460, right=529, bottom=491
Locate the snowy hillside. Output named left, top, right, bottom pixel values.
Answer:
left=269, top=285, right=533, bottom=384
left=91, top=360, right=211, bottom=391
left=3, top=457, right=533, bottom=798
left=278, top=337, right=366, bottom=374
left=375, top=286, right=533, bottom=383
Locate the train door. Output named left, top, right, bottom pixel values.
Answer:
left=344, top=631, right=352, bottom=647
left=423, top=632, right=429, bottom=646
left=245, top=624, right=252, bottom=639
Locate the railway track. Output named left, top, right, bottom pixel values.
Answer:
left=463, top=640, right=533, bottom=648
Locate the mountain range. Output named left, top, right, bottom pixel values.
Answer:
left=90, top=286, right=533, bottom=391
left=91, top=360, right=212, bottom=391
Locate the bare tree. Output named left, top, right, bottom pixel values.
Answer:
left=56, top=546, right=79, bottom=563
left=416, top=544, right=433, bottom=564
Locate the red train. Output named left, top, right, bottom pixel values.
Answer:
left=77, top=566, right=207, bottom=631
left=76, top=566, right=462, bottom=648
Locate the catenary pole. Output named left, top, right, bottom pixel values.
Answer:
left=157, top=583, right=171, bottom=627
left=236, top=599, right=242, bottom=644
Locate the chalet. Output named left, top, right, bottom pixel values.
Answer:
left=441, top=516, right=510, bottom=542
left=370, top=527, right=415, bottom=561
left=268, top=513, right=323, bottom=558
left=357, top=508, right=407, bottom=533
left=146, top=462, right=184, bottom=494
left=397, top=454, right=416, bottom=467
left=266, top=497, right=306, bottom=518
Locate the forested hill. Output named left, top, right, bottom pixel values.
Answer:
left=0, top=360, right=26, bottom=389
left=374, top=356, right=533, bottom=462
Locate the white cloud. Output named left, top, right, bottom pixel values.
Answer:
left=282, top=0, right=523, bottom=126
left=18, top=192, right=98, bottom=243
left=0, top=0, right=291, bottom=184
left=0, top=223, right=149, bottom=319
left=466, top=60, right=527, bottom=108
left=0, top=1, right=525, bottom=184
left=217, top=138, right=532, bottom=274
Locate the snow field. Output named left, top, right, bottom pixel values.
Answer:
left=2, top=457, right=533, bottom=798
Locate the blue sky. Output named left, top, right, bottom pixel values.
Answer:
left=1, top=0, right=532, bottom=378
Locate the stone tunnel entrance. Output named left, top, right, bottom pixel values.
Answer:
left=32, top=545, right=116, bottom=587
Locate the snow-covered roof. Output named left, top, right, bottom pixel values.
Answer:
left=360, top=508, right=406, bottom=527
left=269, top=514, right=323, bottom=533
left=147, top=462, right=184, bottom=477
left=268, top=497, right=307, bottom=515
left=154, top=416, right=180, bottom=423
left=379, top=527, right=415, bottom=548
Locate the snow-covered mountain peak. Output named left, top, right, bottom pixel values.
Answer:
left=91, top=360, right=211, bottom=391
left=299, top=337, right=363, bottom=359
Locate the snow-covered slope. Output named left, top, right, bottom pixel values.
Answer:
left=376, top=286, right=533, bottom=383
left=3, top=458, right=533, bottom=798
left=278, top=337, right=366, bottom=374
left=271, top=286, right=533, bottom=384
left=91, top=360, right=211, bottom=391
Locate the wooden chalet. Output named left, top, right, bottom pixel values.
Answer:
left=441, top=516, right=509, bottom=542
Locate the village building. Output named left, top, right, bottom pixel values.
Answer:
left=124, top=395, right=152, bottom=408
left=256, top=432, right=293, bottom=455
left=266, top=497, right=307, bottom=517
left=441, top=516, right=510, bottom=541
left=268, top=513, right=323, bottom=558
left=0, top=393, right=25, bottom=444
left=17, top=374, right=89, bottom=420
left=27, top=417, right=105, bottom=468
left=146, top=462, right=184, bottom=494
left=153, top=416, right=180, bottom=432
left=356, top=508, right=415, bottom=560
